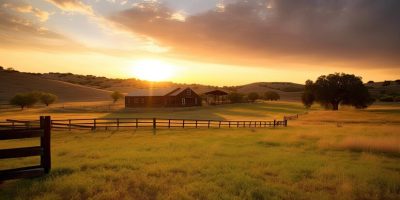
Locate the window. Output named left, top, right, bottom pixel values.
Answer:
left=134, top=97, right=139, bottom=104
left=181, top=98, right=186, bottom=105
left=186, top=89, right=191, bottom=96
left=140, top=98, right=145, bottom=104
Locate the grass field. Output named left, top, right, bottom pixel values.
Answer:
left=0, top=102, right=399, bottom=200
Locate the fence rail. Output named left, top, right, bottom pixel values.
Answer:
left=283, top=112, right=308, bottom=121
left=50, top=118, right=288, bottom=131
left=0, top=116, right=51, bottom=181
left=1, top=117, right=288, bottom=131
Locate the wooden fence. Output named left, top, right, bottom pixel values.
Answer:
left=50, top=118, right=288, bottom=131
left=283, top=112, right=308, bottom=121
left=0, top=116, right=51, bottom=181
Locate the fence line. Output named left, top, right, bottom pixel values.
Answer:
left=0, top=116, right=51, bottom=181
left=1, top=117, right=289, bottom=131
left=50, top=118, right=288, bottom=131
left=283, top=112, right=308, bottom=121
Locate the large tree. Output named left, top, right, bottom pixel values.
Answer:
left=304, top=73, right=373, bottom=110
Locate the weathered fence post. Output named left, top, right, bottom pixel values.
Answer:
left=273, top=119, right=276, bottom=127
left=182, top=120, right=185, bottom=128
left=219, top=121, right=221, bottom=128
left=93, top=119, right=97, bottom=131
left=40, top=116, right=51, bottom=174
left=153, top=118, right=156, bottom=129
left=68, top=119, right=71, bottom=131
left=168, top=119, right=171, bottom=128
left=284, top=119, right=288, bottom=127
left=136, top=118, right=138, bottom=128
left=195, top=120, right=198, bottom=128
left=228, top=121, right=231, bottom=128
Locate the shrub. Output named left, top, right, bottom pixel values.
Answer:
left=228, top=92, right=244, bottom=103
left=264, top=91, right=280, bottom=101
left=111, top=91, right=124, bottom=103
left=247, top=92, right=260, bottom=102
left=382, top=81, right=391, bottom=86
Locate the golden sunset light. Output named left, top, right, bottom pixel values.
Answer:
left=0, top=1, right=399, bottom=199
left=131, top=59, right=176, bottom=81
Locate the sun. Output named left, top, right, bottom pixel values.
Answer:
left=131, top=59, right=176, bottom=81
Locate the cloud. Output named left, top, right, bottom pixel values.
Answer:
left=46, top=0, right=93, bottom=14
left=2, top=1, right=50, bottom=22
left=110, top=0, right=400, bottom=68
left=0, top=6, right=86, bottom=52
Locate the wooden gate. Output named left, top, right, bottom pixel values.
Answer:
left=0, top=116, right=51, bottom=181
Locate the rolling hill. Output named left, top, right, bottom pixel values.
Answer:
left=2, top=68, right=398, bottom=104
left=0, top=71, right=112, bottom=103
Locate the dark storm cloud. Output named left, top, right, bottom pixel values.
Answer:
left=110, top=0, right=400, bottom=68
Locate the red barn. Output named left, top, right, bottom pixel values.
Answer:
left=125, top=87, right=202, bottom=108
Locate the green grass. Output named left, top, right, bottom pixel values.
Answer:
left=0, top=101, right=307, bottom=121
left=0, top=102, right=400, bottom=200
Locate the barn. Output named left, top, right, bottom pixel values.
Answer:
left=125, top=87, right=202, bottom=108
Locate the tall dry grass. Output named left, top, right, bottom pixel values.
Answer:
left=336, top=137, right=400, bottom=154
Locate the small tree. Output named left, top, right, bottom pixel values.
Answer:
left=305, top=73, right=373, bottom=110
left=111, top=91, right=124, bottom=103
left=10, top=93, right=38, bottom=110
left=301, top=92, right=314, bottom=108
left=264, top=91, right=280, bottom=101
left=228, top=92, right=244, bottom=103
left=40, top=93, right=58, bottom=106
left=248, top=92, right=259, bottom=102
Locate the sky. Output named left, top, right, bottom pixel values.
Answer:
left=0, top=0, right=399, bottom=86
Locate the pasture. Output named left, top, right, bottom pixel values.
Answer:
left=1, top=102, right=400, bottom=200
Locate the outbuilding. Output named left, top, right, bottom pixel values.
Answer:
left=125, top=87, right=201, bottom=108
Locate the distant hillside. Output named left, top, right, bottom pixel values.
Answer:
left=0, top=70, right=112, bottom=103
left=365, top=80, right=400, bottom=101
left=233, top=82, right=304, bottom=101
left=2, top=67, right=397, bottom=103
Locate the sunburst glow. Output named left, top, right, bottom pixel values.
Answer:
left=131, top=60, right=176, bottom=81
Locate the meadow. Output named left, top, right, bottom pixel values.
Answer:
left=0, top=102, right=399, bottom=200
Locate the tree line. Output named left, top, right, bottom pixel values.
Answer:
left=227, top=91, right=280, bottom=103
left=10, top=91, right=58, bottom=110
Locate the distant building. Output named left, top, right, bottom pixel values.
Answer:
left=204, top=90, right=229, bottom=105
left=125, top=87, right=201, bottom=108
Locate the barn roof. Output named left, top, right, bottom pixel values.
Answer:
left=127, top=87, right=180, bottom=96
left=168, top=88, right=187, bottom=96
